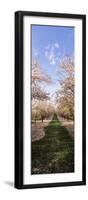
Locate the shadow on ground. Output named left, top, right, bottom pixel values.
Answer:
left=4, top=181, right=14, bottom=187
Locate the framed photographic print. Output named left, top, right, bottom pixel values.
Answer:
left=15, top=11, right=86, bottom=189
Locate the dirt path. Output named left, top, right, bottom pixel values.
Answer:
left=57, top=116, right=74, bottom=137
left=32, top=115, right=53, bottom=141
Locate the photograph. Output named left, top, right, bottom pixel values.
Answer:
left=15, top=11, right=86, bottom=189
left=31, top=25, right=74, bottom=174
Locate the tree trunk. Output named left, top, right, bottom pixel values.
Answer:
left=41, top=117, right=43, bottom=123
left=35, top=118, right=36, bottom=123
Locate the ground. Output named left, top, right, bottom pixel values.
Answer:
left=57, top=116, right=74, bottom=137
left=32, top=115, right=53, bottom=141
left=31, top=114, right=74, bottom=174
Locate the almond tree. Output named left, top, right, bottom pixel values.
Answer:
left=56, top=56, right=74, bottom=120
left=32, top=101, right=54, bottom=122
left=32, top=59, right=51, bottom=101
left=32, top=59, right=52, bottom=122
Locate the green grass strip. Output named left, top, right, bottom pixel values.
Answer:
left=32, top=114, right=74, bottom=174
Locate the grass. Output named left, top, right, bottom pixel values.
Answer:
left=31, top=114, right=74, bottom=174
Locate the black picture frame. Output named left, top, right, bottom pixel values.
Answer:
left=15, top=11, right=86, bottom=189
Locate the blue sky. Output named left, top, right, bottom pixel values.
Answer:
left=32, top=25, right=74, bottom=98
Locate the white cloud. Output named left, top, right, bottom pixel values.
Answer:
left=50, top=59, right=55, bottom=65
left=45, top=42, right=59, bottom=65
left=48, top=48, right=55, bottom=64
left=54, top=42, right=59, bottom=48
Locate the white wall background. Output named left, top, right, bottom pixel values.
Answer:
left=0, top=0, right=87, bottom=199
